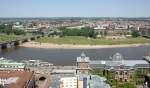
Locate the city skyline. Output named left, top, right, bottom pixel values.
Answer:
left=0, top=1, right=150, bottom=87
left=0, top=0, right=150, bottom=18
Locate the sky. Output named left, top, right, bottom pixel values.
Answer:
left=0, top=0, right=150, bottom=17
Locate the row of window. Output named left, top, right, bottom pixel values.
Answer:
left=0, top=65, right=23, bottom=68
left=116, top=71, right=129, bottom=75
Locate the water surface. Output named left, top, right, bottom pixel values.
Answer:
left=0, top=46, right=150, bottom=65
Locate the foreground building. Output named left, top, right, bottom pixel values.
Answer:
left=90, top=53, right=150, bottom=84
left=77, top=75, right=110, bottom=88
left=60, top=77, right=77, bottom=88
left=51, top=52, right=110, bottom=88
left=23, top=59, right=53, bottom=68
left=76, top=52, right=90, bottom=75
left=0, top=57, right=25, bottom=71
left=58, top=74, right=110, bottom=88
left=75, top=52, right=110, bottom=88
left=0, top=57, right=35, bottom=88
left=0, top=71, right=35, bottom=88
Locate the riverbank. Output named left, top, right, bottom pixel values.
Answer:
left=0, top=34, right=20, bottom=42
left=35, top=36, right=150, bottom=45
left=20, top=41, right=150, bottom=49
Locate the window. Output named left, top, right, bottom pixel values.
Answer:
left=120, top=78, right=123, bottom=82
left=119, top=71, right=123, bottom=75
left=125, top=72, right=128, bottom=75
left=125, top=79, right=127, bottom=82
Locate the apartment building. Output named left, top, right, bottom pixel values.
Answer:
left=60, top=77, right=77, bottom=88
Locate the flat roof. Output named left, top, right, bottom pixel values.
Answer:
left=90, top=60, right=149, bottom=67
left=52, top=69, right=76, bottom=74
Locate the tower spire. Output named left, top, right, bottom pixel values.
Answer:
left=81, top=51, right=86, bottom=57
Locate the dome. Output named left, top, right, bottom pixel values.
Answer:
left=112, top=53, right=124, bottom=61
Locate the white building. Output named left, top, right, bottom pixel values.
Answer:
left=0, top=57, right=25, bottom=71
left=60, top=77, right=77, bottom=88
left=115, top=25, right=128, bottom=30
left=94, top=24, right=109, bottom=30
left=0, top=77, right=19, bottom=86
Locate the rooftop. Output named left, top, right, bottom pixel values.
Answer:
left=78, top=75, right=111, bottom=88
left=0, top=71, right=34, bottom=88
left=144, top=56, right=150, bottom=63
left=0, top=57, right=25, bottom=65
left=90, top=53, right=149, bottom=68
left=77, top=52, right=90, bottom=62
left=90, top=60, right=149, bottom=67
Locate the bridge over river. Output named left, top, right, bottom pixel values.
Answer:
left=0, top=35, right=42, bottom=50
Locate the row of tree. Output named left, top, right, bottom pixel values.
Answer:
left=59, top=27, right=98, bottom=38
left=0, top=24, right=25, bottom=35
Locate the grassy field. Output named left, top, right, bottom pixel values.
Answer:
left=0, top=34, right=20, bottom=42
left=36, top=36, right=150, bottom=45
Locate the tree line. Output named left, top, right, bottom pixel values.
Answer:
left=0, top=24, right=25, bottom=35
left=59, top=27, right=98, bottom=38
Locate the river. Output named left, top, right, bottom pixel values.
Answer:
left=0, top=46, right=150, bottom=65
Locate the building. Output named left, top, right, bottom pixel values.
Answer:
left=76, top=52, right=90, bottom=75
left=92, top=23, right=130, bottom=39
left=77, top=75, right=110, bottom=88
left=77, top=75, right=88, bottom=88
left=139, top=27, right=150, bottom=38
left=58, top=74, right=110, bottom=88
left=0, top=71, right=35, bottom=88
left=144, top=55, right=150, bottom=63
left=23, top=59, right=53, bottom=68
left=50, top=52, right=111, bottom=88
left=93, top=24, right=108, bottom=33
left=88, top=75, right=110, bottom=88
left=107, top=53, right=134, bottom=83
left=143, top=54, right=150, bottom=88
left=114, top=65, right=134, bottom=83
left=0, top=57, right=25, bottom=71
left=60, top=77, right=77, bottom=88
left=115, top=24, right=128, bottom=30
left=90, top=53, right=150, bottom=84
left=12, top=22, right=25, bottom=30
left=0, top=58, right=35, bottom=88
left=105, top=29, right=129, bottom=39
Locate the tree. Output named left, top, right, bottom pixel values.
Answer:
left=58, top=27, right=66, bottom=30
left=59, top=27, right=98, bottom=38
left=13, top=29, right=25, bottom=35
left=0, top=24, right=25, bottom=35
left=131, top=30, right=140, bottom=38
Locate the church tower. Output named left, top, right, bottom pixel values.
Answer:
left=76, top=52, right=90, bottom=75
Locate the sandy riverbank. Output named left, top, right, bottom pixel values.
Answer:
left=20, top=41, right=150, bottom=49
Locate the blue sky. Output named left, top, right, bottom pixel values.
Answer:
left=0, top=0, right=150, bottom=17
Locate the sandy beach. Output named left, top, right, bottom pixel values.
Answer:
left=20, top=41, right=150, bottom=49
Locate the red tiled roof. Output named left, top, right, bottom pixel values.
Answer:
left=0, top=71, right=34, bottom=88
